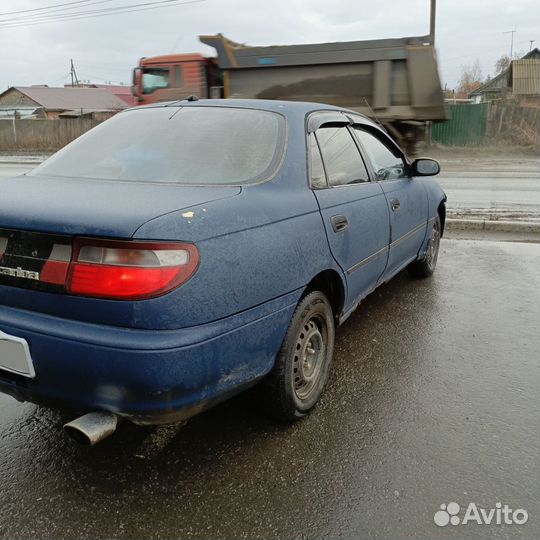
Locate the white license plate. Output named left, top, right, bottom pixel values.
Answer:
left=0, top=331, right=35, bottom=378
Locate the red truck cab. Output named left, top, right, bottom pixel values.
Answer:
left=132, top=54, right=222, bottom=105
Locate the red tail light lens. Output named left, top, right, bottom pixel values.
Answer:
left=67, top=238, right=199, bottom=300
left=41, top=244, right=72, bottom=285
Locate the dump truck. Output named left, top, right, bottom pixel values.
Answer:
left=132, top=33, right=446, bottom=153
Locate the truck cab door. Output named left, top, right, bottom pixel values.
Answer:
left=308, top=115, right=390, bottom=314
left=352, top=125, right=428, bottom=280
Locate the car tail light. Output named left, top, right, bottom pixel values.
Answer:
left=41, top=244, right=72, bottom=285
left=66, top=238, right=199, bottom=300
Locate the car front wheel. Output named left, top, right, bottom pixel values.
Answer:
left=259, top=291, right=335, bottom=421
left=407, top=214, right=441, bottom=278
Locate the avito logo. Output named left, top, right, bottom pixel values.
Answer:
left=434, top=502, right=528, bottom=527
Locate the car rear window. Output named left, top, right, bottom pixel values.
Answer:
left=31, top=106, right=285, bottom=185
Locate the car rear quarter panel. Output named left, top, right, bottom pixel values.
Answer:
left=134, top=180, right=339, bottom=329
left=130, top=109, right=341, bottom=330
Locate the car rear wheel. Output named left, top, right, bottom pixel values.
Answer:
left=407, top=215, right=441, bottom=278
left=259, top=291, right=335, bottom=421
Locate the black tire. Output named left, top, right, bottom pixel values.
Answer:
left=407, top=214, right=441, bottom=278
left=259, top=291, right=335, bottom=422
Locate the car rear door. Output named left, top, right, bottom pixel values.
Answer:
left=308, top=113, right=390, bottom=310
left=352, top=125, right=428, bottom=280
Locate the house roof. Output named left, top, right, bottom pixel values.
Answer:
left=64, top=83, right=136, bottom=106
left=470, top=48, right=540, bottom=97
left=91, top=84, right=136, bottom=106
left=6, top=86, right=128, bottom=111
left=469, top=70, right=507, bottom=96
left=523, top=47, right=540, bottom=60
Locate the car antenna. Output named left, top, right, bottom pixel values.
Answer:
left=167, top=94, right=199, bottom=117
left=361, top=97, right=385, bottom=130
left=167, top=95, right=199, bottom=108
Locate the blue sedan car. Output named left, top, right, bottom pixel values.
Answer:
left=0, top=99, right=445, bottom=443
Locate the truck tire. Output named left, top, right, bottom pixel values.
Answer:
left=259, top=291, right=335, bottom=421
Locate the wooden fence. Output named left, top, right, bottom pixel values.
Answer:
left=0, top=118, right=102, bottom=152
left=487, top=99, right=539, bottom=146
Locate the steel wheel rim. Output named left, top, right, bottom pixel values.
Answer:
left=426, top=220, right=440, bottom=270
left=293, top=317, right=327, bottom=401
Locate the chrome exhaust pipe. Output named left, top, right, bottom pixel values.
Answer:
left=64, top=411, right=118, bottom=445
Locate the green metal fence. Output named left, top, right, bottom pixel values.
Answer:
left=431, top=103, right=489, bottom=146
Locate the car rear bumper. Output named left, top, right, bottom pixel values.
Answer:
left=0, top=291, right=300, bottom=424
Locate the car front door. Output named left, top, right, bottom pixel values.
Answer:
left=308, top=115, right=390, bottom=314
left=353, top=125, right=428, bottom=280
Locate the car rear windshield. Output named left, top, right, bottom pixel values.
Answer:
left=31, top=106, right=285, bottom=185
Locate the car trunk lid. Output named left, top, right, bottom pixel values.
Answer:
left=0, top=174, right=240, bottom=238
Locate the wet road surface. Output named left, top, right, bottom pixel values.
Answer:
left=0, top=239, right=539, bottom=540
left=436, top=155, right=540, bottom=221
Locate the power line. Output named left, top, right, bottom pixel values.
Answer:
left=0, top=0, right=97, bottom=16
left=0, top=0, right=199, bottom=26
left=0, top=0, right=206, bottom=28
left=50, top=72, right=73, bottom=83
left=0, top=1, right=115, bottom=23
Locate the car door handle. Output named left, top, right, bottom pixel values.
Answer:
left=330, top=214, right=348, bottom=233
left=391, top=198, right=401, bottom=212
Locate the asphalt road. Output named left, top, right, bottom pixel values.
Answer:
left=2, top=154, right=539, bottom=220
left=435, top=154, right=540, bottom=220
left=0, top=239, right=538, bottom=540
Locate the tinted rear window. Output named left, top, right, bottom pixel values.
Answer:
left=31, top=106, right=285, bottom=185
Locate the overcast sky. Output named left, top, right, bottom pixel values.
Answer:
left=1, top=0, right=539, bottom=92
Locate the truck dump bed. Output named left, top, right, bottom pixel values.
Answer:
left=200, top=34, right=447, bottom=122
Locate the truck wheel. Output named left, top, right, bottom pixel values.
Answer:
left=259, top=291, right=335, bottom=421
left=407, top=215, right=441, bottom=278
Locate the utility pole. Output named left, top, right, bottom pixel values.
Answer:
left=503, top=29, right=516, bottom=59
left=70, top=58, right=80, bottom=87
left=429, top=0, right=437, bottom=45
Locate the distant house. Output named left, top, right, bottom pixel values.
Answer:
left=64, top=83, right=136, bottom=107
left=470, top=48, right=540, bottom=103
left=508, top=54, right=540, bottom=98
left=0, top=86, right=128, bottom=119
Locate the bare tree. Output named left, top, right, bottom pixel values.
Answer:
left=495, top=55, right=511, bottom=74
left=456, top=59, right=483, bottom=98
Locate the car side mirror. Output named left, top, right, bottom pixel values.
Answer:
left=410, top=158, right=440, bottom=177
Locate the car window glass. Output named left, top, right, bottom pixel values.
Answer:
left=309, top=133, right=327, bottom=188
left=142, top=67, right=170, bottom=94
left=31, top=107, right=285, bottom=186
left=316, top=127, right=369, bottom=186
left=353, top=127, right=406, bottom=181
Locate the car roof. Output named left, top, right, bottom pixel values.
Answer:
left=128, top=98, right=377, bottom=126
